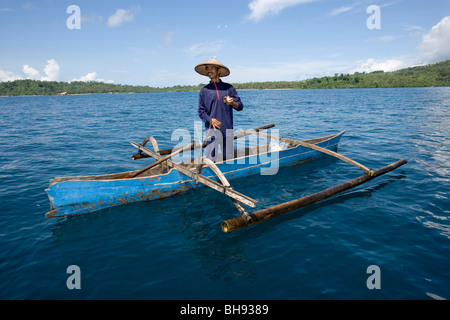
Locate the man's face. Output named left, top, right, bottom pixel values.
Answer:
left=205, top=65, right=219, bottom=80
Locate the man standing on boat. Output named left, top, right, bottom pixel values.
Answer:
left=196, top=57, right=243, bottom=162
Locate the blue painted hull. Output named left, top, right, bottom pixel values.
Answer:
left=45, top=132, right=344, bottom=217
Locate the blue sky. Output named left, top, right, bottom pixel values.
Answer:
left=1, top=0, right=449, bottom=87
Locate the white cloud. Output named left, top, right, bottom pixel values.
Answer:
left=41, top=59, right=60, bottom=81
left=162, top=31, right=175, bottom=47
left=0, top=70, right=22, bottom=82
left=107, top=6, right=140, bottom=27
left=186, top=40, right=226, bottom=58
left=405, top=25, right=426, bottom=39
left=22, top=2, right=36, bottom=11
left=22, top=65, right=41, bottom=79
left=329, top=5, right=353, bottom=16
left=81, top=13, right=103, bottom=24
left=417, top=16, right=450, bottom=63
left=72, top=72, right=113, bottom=83
left=229, top=59, right=351, bottom=83
left=350, top=58, right=406, bottom=73
left=0, top=59, right=60, bottom=82
left=247, top=0, right=318, bottom=22
left=73, top=72, right=99, bottom=82
left=367, top=35, right=403, bottom=43
left=147, top=69, right=194, bottom=87
left=107, top=9, right=133, bottom=27
left=405, top=25, right=425, bottom=32
left=1, top=60, right=117, bottom=84
left=377, top=35, right=402, bottom=43
left=226, top=58, right=410, bottom=83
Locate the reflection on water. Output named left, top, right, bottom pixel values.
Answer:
left=406, top=89, right=450, bottom=240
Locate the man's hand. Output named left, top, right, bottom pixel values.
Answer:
left=211, top=118, right=221, bottom=129
left=224, top=96, right=238, bottom=109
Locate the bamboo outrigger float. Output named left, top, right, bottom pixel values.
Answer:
left=221, top=159, right=407, bottom=232
left=45, top=123, right=407, bottom=233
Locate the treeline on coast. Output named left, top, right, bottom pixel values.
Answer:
left=0, top=80, right=204, bottom=96
left=1, top=60, right=449, bottom=96
left=235, top=60, right=450, bottom=90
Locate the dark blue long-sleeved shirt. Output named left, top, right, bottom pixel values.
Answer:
left=198, top=80, right=243, bottom=134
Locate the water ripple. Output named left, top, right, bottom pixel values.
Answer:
left=1, top=88, right=449, bottom=299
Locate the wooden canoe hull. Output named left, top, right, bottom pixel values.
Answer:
left=45, top=131, right=344, bottom=217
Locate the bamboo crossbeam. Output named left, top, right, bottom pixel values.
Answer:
left=246, top=130, right=374, bottom=176
left=203, top=158, right=252, bottom=222
left=221, top=158, right=407, bottom=233
left=132, top=124, right=275, bottom=159
left=131, top=142, right=258, bottom=208
left=115, top=142, right=194, bottom=180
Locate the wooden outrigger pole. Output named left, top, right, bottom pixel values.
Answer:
left=131, top=124, right=276, bottom=159
left=221, top=158, right=407, bottom=233
left=244, top=129, right=374, bottom=176
left=128, top=124, right=276, bottom=222
left=131, top=141, right=258, bottom=208
left=128, top=124, right=278, bottom=209
left=129, top=123, right=406, bottom=233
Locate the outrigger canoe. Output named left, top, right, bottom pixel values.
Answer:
left=45, top=125, right=344, bottom=218
left=46, top=124, right=407, bottom=233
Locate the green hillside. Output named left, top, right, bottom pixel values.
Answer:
left=1, top=60, right=449, bottom=96
left=234, top=60, right=450, bottom=90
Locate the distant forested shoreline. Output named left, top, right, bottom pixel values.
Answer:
left=1, top=60, right=449, bottom=97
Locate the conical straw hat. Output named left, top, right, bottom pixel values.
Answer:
left=195, top=57, right=230, bottom=77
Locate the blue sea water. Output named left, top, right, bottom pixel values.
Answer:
left=0, top=87, right=449, bottom=300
